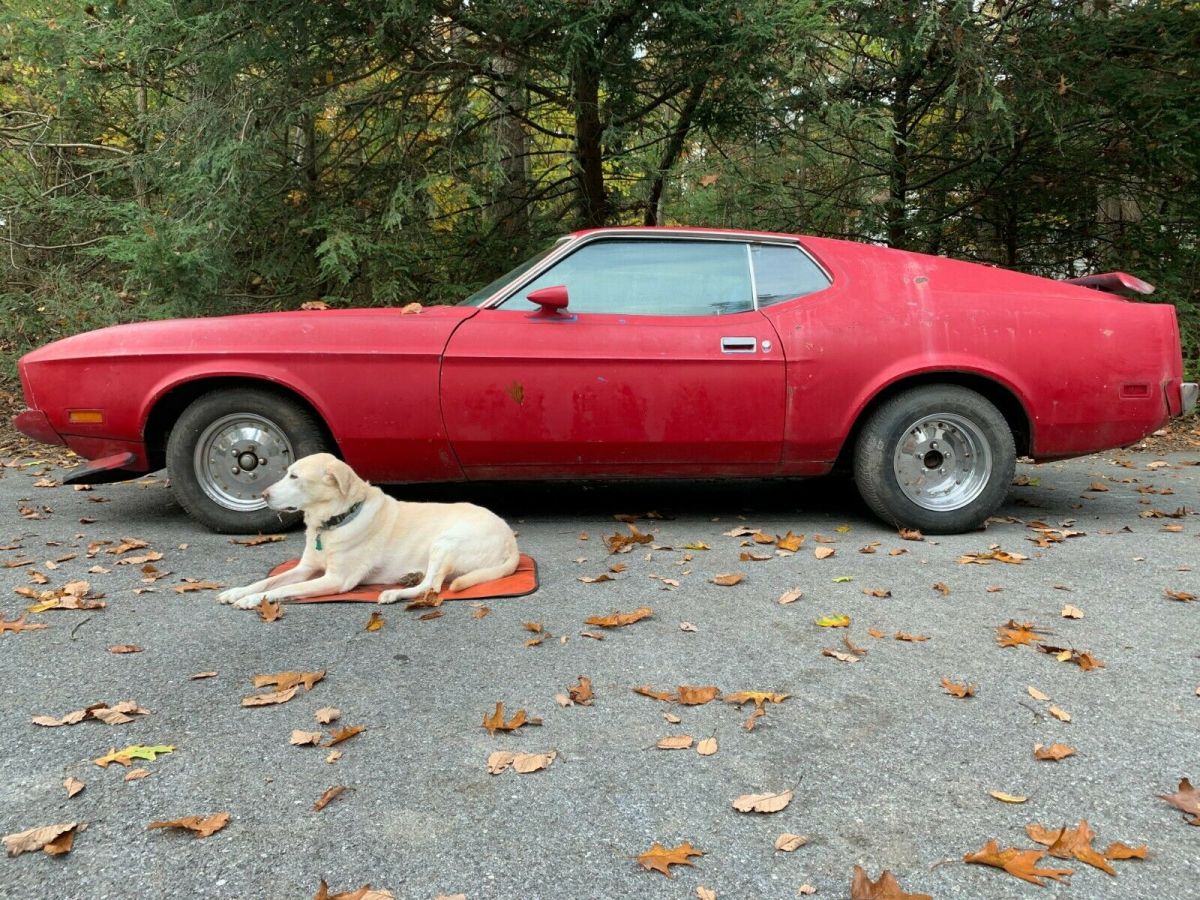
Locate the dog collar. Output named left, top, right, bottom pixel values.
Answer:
left=314, top=500, right=365, bottom=550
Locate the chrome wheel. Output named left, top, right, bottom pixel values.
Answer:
left=892, top=412, right=993, bottom=512
left=193, top=412, right=295, bottom=512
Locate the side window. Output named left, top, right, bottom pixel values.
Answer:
left=751, top=244, right=830, bottom=306
left=500, top=239, right=753, bottom=316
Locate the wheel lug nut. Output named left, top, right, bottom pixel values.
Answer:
left=231, top=467, right=239, bottom=475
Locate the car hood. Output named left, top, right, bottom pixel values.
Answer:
left=20, top=306, right=477, bottom=364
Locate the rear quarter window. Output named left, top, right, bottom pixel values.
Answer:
left=752, top=244, right=830, bottom=306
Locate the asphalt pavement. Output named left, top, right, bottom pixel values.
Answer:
left=1, top=447, right=1198, bottom=900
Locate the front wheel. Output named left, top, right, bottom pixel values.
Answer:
left=853, top=385, right=1016, bottom=534
left=165, top=388, right=331, bottom=533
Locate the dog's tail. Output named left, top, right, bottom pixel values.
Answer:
left=447, top=547, right=520, bottom=593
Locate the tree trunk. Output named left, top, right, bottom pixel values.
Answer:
left=572, top=58, right=609, bottom=229
left=490, top=51, right=530, bottom=238
left=644, top=80, right=706, bottom=226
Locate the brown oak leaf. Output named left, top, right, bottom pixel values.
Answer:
left=963, top=839, right=1073, bottom=886
left=850, top=865, right=931, bottom=899
left=147, top=812, right=230, bottom=839
left=636, top=841, right=704, bottom=877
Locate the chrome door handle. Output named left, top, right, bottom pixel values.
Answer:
left=721, top=337, right=757, bottom=353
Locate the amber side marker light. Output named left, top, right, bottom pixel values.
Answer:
left=67, top=410, right=105, bottom=425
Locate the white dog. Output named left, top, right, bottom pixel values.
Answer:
left=217, top=453, right=520, bottom=610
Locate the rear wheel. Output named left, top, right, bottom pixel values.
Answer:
left=853, top=385, right=1016, bottom=534
left=165, top=388, right=330, bottom=533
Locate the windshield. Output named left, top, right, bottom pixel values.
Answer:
left=458, top=240, right=566, bottom=306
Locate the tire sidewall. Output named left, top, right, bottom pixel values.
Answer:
left=854, top=385, right=1016, bottom=534
left=166, top=388, right=329, bottom=534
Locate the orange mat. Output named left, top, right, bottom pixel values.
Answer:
left=267, top=554, right=539, bottom=604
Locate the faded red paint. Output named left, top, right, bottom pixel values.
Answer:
left=13, top=227, right=1188, bottom=484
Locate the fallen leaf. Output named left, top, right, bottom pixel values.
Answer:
left=63, top=777, right=85, bottom=799
left=1104, top=842, right=1149, bottom=860
left=511, top=751, right=556, bottom=774
left=775, top=833, right=809, bottom=852
left=963, top=839, right=1073, bottom=886
left=326, top=725, right=364, bottom=747
left=990, top=790, right=1028, bottom=804
left=777, top=589, right=803, bottom=605
left=863, top=588, right=891, bottom=598
left=241, top=686, right=299, bottom=707
left=932, top=582, right=951, bottom=596
left=733, top=790, right=793, bottom=814
left=482, top=702, right=540, bottom=734
left=253, top=671, right=325, bottom=692
left=585, top=607, right=651, bottom=628
left=822, top=648, right=859, bottom=663
left=724, top=691, right=789, bottom=708
left=94, top=745, right=174, bottom=767
left=257, top=598, right=283, bottom=622
left=815, top=614, right=850, bottom=628
left=776, top=531, right=804, bottom=552
left=634, top=686, right=675, bottom=702
left=325, top=751, right=342, bottom=764
left=657, top=735, right=694, bottom=750
left=696, top=737, right=718, bottom=756
left=637, top=841, right=704, bottom=877
left=996, top=619, right=1045, bottom=647
left=941, top=678, right=976, bottom=698
left=895, top=632, right=929, bottom=642
left=1165, top=589, right=1196, bottom=602
left=814, top=547, right=835, bottom=560
left=679, top=621, right=698, bottom=632
left=577, top=574, right=612, bottom=584
left=291, top=730, right=323, bottom=746
left=365, top=611, right=384, bottom=631
left=0, top=619, right=48, bottom=638
left=1048, top=705, right=1072, bottom=722
left=229, top=534, right=286, bottom=546
left=2, top=822, right=84, bottom=857
left=1025, top=821, right=1115, bottom=875
left=124, top=768, right=150, bottom=782
left=313, top=786, right=346, bottom=812
left=1061, top=604, right=1084, bottom=619
left=147, top=812, right=230, bottom=839
left=567, top=676, right=593, bottom=705
left=33, top=700, right=150, bottom=727
left=898, top=528, right=924, bottom=541
left=664, top=712, right=682, bottom=724
left=697, top=888, right=716, bottom=900
left=172, top=580, right=223, bottom=594
left=850, top=865, right=931, bottom=900
left=1159, top=777, right=1200, bottom=825
left=677, top=685, right=720, bottom=706
left=1033, top=743, right=1075, bottom=761
left=711, top=573, right=745, bottom=586
left=190, top=671, right=218, bottom=680
left=109, top=645, right=143, bottom=654
left=1027, top=686, right=1050, bottom=701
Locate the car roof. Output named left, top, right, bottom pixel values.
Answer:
left=567, top=225, right=803, bottom=243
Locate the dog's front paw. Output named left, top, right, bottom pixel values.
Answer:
left=232, top=594, right=263, bottom=610
left=216, top=588, right=243, bottom=605
left=377, top=590, right=402, bottom=605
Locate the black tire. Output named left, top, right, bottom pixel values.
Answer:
left=853, top=385, right=1016, bottom=534
left=165, top=387, right=331, bottom=533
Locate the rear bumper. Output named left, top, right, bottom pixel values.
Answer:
left=12, top=409, right=66, bottom=446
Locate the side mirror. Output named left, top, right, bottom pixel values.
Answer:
left=527, top=284, right=569, bottom=317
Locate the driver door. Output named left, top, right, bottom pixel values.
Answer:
left=440, top=237, right=786, bottom=478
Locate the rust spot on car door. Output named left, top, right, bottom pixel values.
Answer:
left=506, top=381, right=525, bottom=405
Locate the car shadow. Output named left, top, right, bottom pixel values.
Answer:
left=382, top=475, right=869, bottom=523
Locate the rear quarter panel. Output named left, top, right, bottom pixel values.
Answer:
left=770, top=237, right=1180, bottom=468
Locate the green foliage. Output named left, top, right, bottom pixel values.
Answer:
left=1, top=0, right=1197, bottom=384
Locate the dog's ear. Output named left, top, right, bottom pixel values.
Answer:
left=323, top=459, right=354, bottom=496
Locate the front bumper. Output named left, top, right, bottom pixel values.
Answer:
left=1183, top=382, right=1199, bottom=415
left=12, top=409, right=66, bottom=446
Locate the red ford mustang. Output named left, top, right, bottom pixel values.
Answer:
left=13, top=227, right=1197, bottom=534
